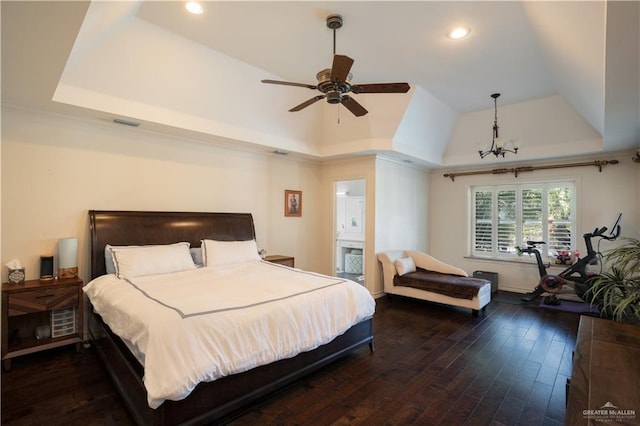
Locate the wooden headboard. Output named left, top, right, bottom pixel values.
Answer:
left=89, top=210, right=256, bottom=280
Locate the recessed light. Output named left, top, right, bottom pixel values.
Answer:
left=185, top=1, right=203, bottom=15
left=448, top=27, right=470, bottom=40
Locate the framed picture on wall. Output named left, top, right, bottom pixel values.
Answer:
left=285, top=190, right=302, bottom=217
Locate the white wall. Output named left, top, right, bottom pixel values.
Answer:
left=373, top=156, right=430, bottom=294
left=1, top=106, right=324, bottom=282
left=429, top=151, right=639, bottom=293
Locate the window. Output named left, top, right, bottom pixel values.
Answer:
left=471, top=181, right=575, bottom=259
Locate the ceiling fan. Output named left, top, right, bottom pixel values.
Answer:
left=261, top=14, right=410, bottom=117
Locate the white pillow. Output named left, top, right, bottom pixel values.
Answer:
left=105, top=244, right=118, bottom=274
left=201, top=239, right=260, bottom=267
left=109, top=242, right=196, bottom=278
left=105, top=244, right=149, bottom=274
left=394, top=257, right=416, bottom=276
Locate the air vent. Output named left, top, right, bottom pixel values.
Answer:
left=113, top=118, right=140, bottom=127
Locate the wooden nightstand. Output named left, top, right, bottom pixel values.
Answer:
left=2, top=277, right=83, bottom=370
left=264, top=255, right=295, bottom=268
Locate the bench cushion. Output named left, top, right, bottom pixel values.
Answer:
left=394, top=269, right=489, bottom=300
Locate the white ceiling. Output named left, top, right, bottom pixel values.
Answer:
left=2, top=1, right=639, bottom=167
left=137, top=1, right=558, bottom=112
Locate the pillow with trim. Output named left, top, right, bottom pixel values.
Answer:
left=201, top=239, right=261, bottom=267
left=109, top=242, right=196, bottom=278
left=105, top=244, right=119, bottom=274
left=394, top=257, right=416, bottom=276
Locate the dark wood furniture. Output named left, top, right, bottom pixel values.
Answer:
left=87, top=210, right=374, bottom=425
left=565, top=315, right=640, bottom=425
left=264, top=254, right=295, bottom=267
left=2, top=277, right=83, bottom=371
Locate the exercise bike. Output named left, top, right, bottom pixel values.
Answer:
left=519, top=213, right=622, bottom=304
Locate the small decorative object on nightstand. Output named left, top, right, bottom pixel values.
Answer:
left=1, top=277, right=83, bottom=371
left=7, top=268, right=25, bottom=284
left=5, top=258, right=25, bottom=284
left=264, top=255, right=295, bottom=268
left=39, top=256, right=54, bottom=281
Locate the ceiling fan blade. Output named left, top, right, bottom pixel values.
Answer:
left=351, top=82, right=410, bottom=94
left=262, top=79, right=317, bottom=90
left=330, top=54, right=354, bottom=82
left=341, top=95, right=368, bottom=117
left=289, top=95, right=326, bottom=112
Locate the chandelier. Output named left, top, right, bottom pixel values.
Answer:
left=478, top=93, right=520, bottom=159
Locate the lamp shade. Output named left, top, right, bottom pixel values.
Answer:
left=58, top=238, right=78, bottom=278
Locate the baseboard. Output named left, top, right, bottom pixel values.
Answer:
left=499, top=285, right=527, bottom=294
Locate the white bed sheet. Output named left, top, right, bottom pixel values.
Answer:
left=83, top=260, right=375, bottom=409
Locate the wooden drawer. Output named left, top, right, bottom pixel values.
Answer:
left=264, top=255, right=295, bottom=268
left=340, top=241, right=363, bottom=249
left=276, top=258, right=294, bottom=267
left=8, top=287, right=78, bottom=316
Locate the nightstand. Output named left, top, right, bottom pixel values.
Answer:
left=2, top=277, right=83, bottom=370
left=264, top=255, right=295, bottom=268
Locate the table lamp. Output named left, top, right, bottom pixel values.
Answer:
left=58, top=237, right=78, bottom=279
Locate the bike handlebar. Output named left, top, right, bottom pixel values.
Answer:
left=585, top=224, right=620, bottom=241
left=525, top=222, right=620, bottom=250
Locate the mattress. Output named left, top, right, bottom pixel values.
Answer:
left=84, top=260, right=375, bottom=408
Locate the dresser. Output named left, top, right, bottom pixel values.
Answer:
left=565, top=315, right=640, bottom=425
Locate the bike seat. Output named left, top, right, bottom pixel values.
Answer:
left=526, top=240, right=546, bottom=246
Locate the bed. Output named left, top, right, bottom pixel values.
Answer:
left=86, top=210, right=375, bottom=425
left=377, top=250, right=491, bottom=316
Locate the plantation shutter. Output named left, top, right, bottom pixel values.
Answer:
left=548, top=185, right=574, bottom=253
left=497, top=189, right=516, bottom=253
left=522, top=188, right=543, bottom=245
left=470, top=181, right=575, bottom=258
left=473, top=189, right=493, bottom=253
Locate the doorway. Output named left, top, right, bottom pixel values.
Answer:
left=334, top=179, right=365, bottom=285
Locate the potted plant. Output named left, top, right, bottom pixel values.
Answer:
left=585, top=237, right=640, bottom=323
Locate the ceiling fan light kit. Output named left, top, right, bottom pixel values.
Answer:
left=261, top=14, right=410, bottom=117
left=478, top=93, right=520, bottom=159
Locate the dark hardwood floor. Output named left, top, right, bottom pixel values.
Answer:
left=2, top=292, right=581, bottom=425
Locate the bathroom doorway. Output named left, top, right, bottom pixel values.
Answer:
left=334, top=179, right=365, bottom=285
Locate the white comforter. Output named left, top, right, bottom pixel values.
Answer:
left=83, top=260, right=375, bottom=409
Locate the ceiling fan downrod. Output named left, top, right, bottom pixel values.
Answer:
left=326, top=14, right=343, bottom=56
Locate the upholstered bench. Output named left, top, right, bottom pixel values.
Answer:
left=377, top=250, right=492, bottom=316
